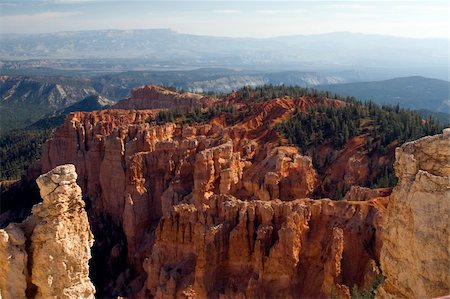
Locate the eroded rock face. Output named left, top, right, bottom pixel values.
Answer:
left=38, top=92, right=393, bottom=297
left=0, top=224, right=27, bottom=299
left=0, top=164, right=95, bottom=299
left=41, top=101, right=320, bottom=272
left=142, top=195, right=385, bottom=298
left=343, top=186, right=392, bottom=201
left=4, top=87, right=448, bottom=298
left=378, top=129, right=450, bottom=298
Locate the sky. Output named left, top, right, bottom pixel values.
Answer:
left=0, top=0, right=448, bottom=39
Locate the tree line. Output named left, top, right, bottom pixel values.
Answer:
left=154, top=104, right=251, bottom=126
left=236, top=84, right=342, bottom=101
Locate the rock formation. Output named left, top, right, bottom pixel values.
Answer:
left=141, top=195, right=385, bottom=298
left=36, top=88, right=396, bottom=297
left=23, top=86, right=447, bottom=298
left=113, top=85, right=215, bottom=111
left=343, top=186, right=392, bottom=201
left=377, top=129, right=450, bottom=298
left=0, top=164, right=95, bottom=299
left=0, top=223, right=27, bottom=299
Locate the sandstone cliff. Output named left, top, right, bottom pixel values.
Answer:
left=377, top=129, right=450, bottom=298
left=142, top=195, right=385, bottom=298
left=0, top=164, right=95, bottom=299
left=38, top=90, right=392, bottom=297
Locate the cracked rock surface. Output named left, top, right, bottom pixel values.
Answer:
left=377, top=129, right=450, bottom=298
left=0, top=164, right=95, bottom=299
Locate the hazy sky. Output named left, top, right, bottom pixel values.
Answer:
left=0, top=1, right=448, bottom=38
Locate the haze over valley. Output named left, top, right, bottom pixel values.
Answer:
left=1, top=27, right=448, bottom=134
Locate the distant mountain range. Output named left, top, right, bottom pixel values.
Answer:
left=317, top=76, right=450, bottom=114
left=0, top=75, right=97, bottom=132
left=1, top=30, right=448, bottom=80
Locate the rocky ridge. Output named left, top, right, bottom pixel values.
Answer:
left=0, top=75, right=99, bottom=131
left=113, top=84, right=215, bottom=111
left=60, top=94, right=115, bottom=114
left=0, top=164, right=94, bottom=299
left=0, top=75, right=96, bottom=108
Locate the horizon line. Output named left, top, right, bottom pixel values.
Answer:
left=1, top=28, right=448, bottom=40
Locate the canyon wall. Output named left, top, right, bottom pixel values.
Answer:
left=377, top=129, right=450, bottom=298
left=37, top=90, right=389, bottom=297
left=0, top=164, right=95, bottom=299
left=141, top=195, right=385, bottom=298
left=30, top=87, right=449, bottom=297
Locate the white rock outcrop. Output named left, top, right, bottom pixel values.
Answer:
left=0, top=164, right=95, bottom=299
left=378, top=129, right=450, bottom=298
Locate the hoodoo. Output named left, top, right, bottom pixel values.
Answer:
left=36, top=87, right=391, bottom=297
left=0, top=164, right=95, bottom=299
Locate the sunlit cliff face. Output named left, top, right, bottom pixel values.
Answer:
left=1, top=85, right=448, bottom=298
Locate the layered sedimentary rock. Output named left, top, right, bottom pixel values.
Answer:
left=142, top=195, right=385, bottom=298
left=113, top=85, right=215, bottom=111
left=4, top=84, right=447, bottom=299
left=0, top=164, right=95, bottom=299
left=38, top=88, right=396, bottom=297
left=4, top=85, right=449, bottom=298
left=378, top=129, right=450, bottom=298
